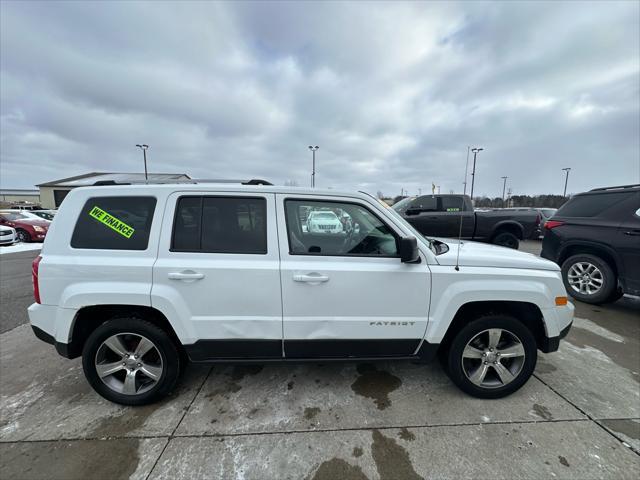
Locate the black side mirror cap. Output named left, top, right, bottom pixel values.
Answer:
left=399, top=236, right=420, bottom=263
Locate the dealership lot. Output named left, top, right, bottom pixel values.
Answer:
left=1, top=241, right=638, bottom=479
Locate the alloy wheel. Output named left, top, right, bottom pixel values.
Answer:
left=94, top=333, right=163, bottom=395
left=461, top=328, right=526, bottom=389
left=567, top=262, right=603, bottom=296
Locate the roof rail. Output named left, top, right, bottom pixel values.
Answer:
left=589, top=184, right=640, bottom=192
left=92, top=178, right=273, bottom=186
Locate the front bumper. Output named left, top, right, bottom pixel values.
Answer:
left=539, top=320, right=572, bottom=353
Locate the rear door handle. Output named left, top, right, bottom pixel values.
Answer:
left=168, top=271, right=205, bottom=281
left=293, top=273, right=330, bottom=283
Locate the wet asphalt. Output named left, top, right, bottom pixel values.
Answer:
left=0, top=241, right=638, bottom=479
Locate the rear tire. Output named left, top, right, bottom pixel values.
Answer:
left=561, top=254, right=615, bottom=304
left=445, top=315, right=537, bottom=399
left=492, top=231, right=519, bottom=249
left=15, top=229, right=31, bottom=243
left=82, top=317, right=181, bottom=406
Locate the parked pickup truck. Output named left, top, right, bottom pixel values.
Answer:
left=393, top=194, right=540, bottom=249
left=29, top=182, right=572, bottom=405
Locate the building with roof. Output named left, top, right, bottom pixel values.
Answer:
left=0, top=189, right=41, bottom=207
left=37, top=172, right=191, bottom=208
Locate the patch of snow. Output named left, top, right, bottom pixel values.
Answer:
left=0, top=242, right=42, bottom=255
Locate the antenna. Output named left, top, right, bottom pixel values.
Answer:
left=455, top=147, right=471, bottom=271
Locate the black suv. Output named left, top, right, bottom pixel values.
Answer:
left=541, top=184, right=640, bottom=304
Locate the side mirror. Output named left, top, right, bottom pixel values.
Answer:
left=405, top=208, right=421, bottom=216
left=398, top=236, right=420, bottom=263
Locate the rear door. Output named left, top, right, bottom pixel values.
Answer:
left=616, top=193, right=640, bottom=294
left=276, top=194, right=431, bottom=359
left=151, top=191, right=283, bottom=360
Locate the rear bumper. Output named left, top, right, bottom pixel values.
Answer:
left=31, top=325, right=73, bottom=358
left=28, top=303, right=78, bottom=358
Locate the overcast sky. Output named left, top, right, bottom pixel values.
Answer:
left=1, top=1, right=639, bottom=197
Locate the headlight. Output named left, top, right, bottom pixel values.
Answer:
left=33, top=226, right=45, bottom=232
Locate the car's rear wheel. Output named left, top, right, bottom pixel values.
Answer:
left=82, top=317, right=181, bottom=405
left=445, top=315, right=537, bottom=399
left=561, top=254, right=615, bottom=304
left=492, top=231, right=519, bottom=249
left=15, top=229, right=30, bottom=243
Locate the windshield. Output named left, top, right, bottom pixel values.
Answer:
left=312, top=212, right=337, bottom=220
left=374, top=199, right=439, bottom=254
left=391, top=197, right=415, bottom=212
left=0, top=212, right=28, bottom=220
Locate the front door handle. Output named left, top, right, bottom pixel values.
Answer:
left=168, top=271, right=205, bottom=281
left=624, top=230, right=640, bottom=236
left=293, top=273, right=330, bottom=283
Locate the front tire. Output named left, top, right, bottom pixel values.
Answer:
left=15, top=229, right=31, bottom=243
left=561, top=254, right=615, bottom=304
left=492, top=231, right=519, bottom=249
left=445, top=315, right=537, bottom=399
left=82, top=317, right=181, bottom=406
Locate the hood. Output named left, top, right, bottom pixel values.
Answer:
left=434, top=238, right=559, bottom=271
left=11, top=218, right=50, bottom=228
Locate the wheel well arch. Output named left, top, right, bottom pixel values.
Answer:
left=491, top=222, right=524, bottom=240
left=66, top=305, right=182, bottom=359
left=439, top=301, right=547, bottom=351
left=558, top=243, right=619, bottom=277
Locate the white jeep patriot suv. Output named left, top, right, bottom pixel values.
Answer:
left=28, top=182, right=573, bottom=405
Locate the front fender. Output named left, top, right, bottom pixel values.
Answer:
left=425, top=265, right=566, bottom=344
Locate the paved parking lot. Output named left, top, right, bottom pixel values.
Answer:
left=1, top=241, right=639, bottom=479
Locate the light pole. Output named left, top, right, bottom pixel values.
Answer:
left=135, top=144, right=149, bottom=182
left=470, top=147, right=483, bottom=201
left=562, top=167, right=571, bottom=197
left=308, top=146, right=319, bottom=187
left=501, top=176, right=508, bottom=207
left=463, top=146, right=470, bottom=195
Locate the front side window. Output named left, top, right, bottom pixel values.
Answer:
left=71, top=196, right=157, bottom=250
left=172, top=196, right=267, bottom=254
left=285, top=199, right=398, bottom=257
left=411, top=196, right=438, bottom=212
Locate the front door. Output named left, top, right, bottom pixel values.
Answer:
left=152, top=191, right=283, bottom=360
left=276, top=195, right=431, bottom=358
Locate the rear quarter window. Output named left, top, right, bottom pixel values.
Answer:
left=71, top=196, right=156, bottom=250
left=556, top=192, right=630, bottom=217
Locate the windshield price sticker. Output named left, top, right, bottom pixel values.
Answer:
left=89, top=206, right=135, bottom=238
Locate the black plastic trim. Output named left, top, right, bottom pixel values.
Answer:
left=185, top=339, right=282, bottom=361
left=539, top=321, right=572, bottom=353
left=184, top=338, right=440, bottom=364
left=31, top=325, right=76, bottom=359
left=284, top=339, right=420, bottom=358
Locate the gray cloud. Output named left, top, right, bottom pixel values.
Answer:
left=1, top=0, right=638, bottom=197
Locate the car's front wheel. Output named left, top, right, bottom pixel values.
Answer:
left=561, top=254, right=615, bottom=304
left=15, top=229, right=31, bottom=243
left=82, top=317, right=181, bottom=406
left=444, top=315, right=537, bottom=399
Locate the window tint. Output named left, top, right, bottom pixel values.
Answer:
left=285, top=200, right=398, bottom=257
left=440, top=196, right=464, bottom=212
left=172, top=196, right=267, bottom=254
left=71, top=197, right=156, bottom=250
left=557, top=192, right=630, bottom=217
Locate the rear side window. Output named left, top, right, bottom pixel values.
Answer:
left=557, top=192, right=630, bottom=217
left=172, top=196, right=267, bottom=254
left=71, top=196, right=156, bottom=250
